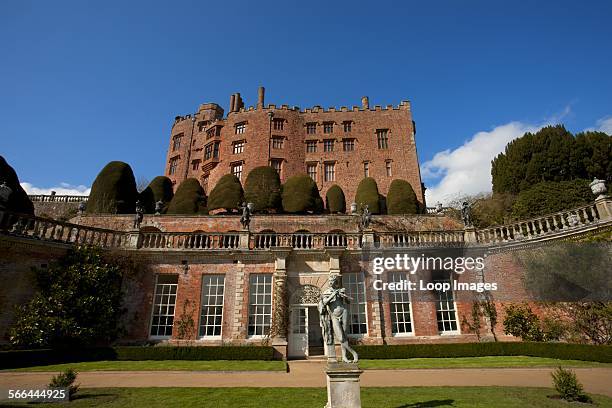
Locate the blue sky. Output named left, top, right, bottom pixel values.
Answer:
left=2, top=0, right=611, bottom=203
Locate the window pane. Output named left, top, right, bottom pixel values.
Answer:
left=199, top=275, right=225, bottom=337
left=248, top=274, right=273, bottom=336
left=150, top=275, right=179, bottom=337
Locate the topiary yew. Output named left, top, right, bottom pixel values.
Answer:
left=87, top=161, right=138, bottom=214
left=139, top=176, right=174, bottom=214
left=207, top=174, right=244, bottom=212
left=166, top=178, right=207, bottom=214
left=387, top=179, right=418, bottom=214
left=325, top=185, right=346, bottom=213
left=244, top=166, right=281, bottom=212
left=0, top=155, right=34, bottom=215
left=282, top=174, right=323, bottom=213
left=355, top=177, right=381, bottom=214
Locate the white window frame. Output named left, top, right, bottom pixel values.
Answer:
left=233, top=141, right=245, bottom=154
left=231, top=162, right=243, bottom=180
left=435, top=277, right=461, bottom=335
left=247, top=274, right=273, bottom=338
left=235, top=122, right=247, bottom=134
left=343, top=273, right=368, bottom=337
left=324, top=162, right=335, bottom=182
left=199, top=275, right=225, bottom=339
left=307, top=163, right=317, bottom=181
left=149, top=275, right=178, bottom=340
left=388, top=272, right=415, bottom=336
left=386, top=161, right=392, bottom=177
left=306, top=140, right=317, bottom=153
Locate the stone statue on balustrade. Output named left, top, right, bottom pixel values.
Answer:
left=133, top=200, right=144, bottom=229
left=359, top=205, right=372, bottom=230
left=78, top=201, right=86, bottom=215
left=0, top=180, right=13, bottom=211
left=461, top=201, right=473, bottom=227
left=239, top=202, right=253, bottom=230
left=154, top=200, right=164, bottom=216
left=318, top=275, right=359, bottom=364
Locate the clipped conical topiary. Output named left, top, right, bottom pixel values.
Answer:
left=355, top=177, right=380, bottom=214
left=325, top=185, right=346, bottom=213
left=207, top=174, right=244, bottom=212
left=282, top=174, right=323, bottom=213
left=166, top=178, right=207, bottom=214
left=387, top=179, right=418, bottom=214
left=244, top=166, right=281, bottom=212
left=0, top=155, right=34, bottom=215
left=140, top=176, right=174, bottom=213
left=87, top=161, right=138, bottom=214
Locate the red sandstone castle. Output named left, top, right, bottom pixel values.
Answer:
left=164, top=87, right=425, bottom=207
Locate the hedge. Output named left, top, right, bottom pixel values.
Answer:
left=325, top=185, right=346, bottom=213
left=354, top=177, right=381, bottom=214
left=207, top=174, right=244, bottom=211
left=386, top=179, right=418, bottom=214
left=140, top=176, right=174, bottom=214
left=353, top=342, right=612, bottom=363
left=244, top=166, right=282, bottom=212
left=0, top=346, right=275, bottom=369
left=282, top=174, right=323, bottom=213
left=87, top=161, right=138, bottom=214
left=166, top=178, right=207, bottom=215
left=0, top=155, right=34, bottom=215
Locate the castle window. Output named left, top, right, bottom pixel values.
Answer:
left=199, top=275, right=225, bottom=338
left=344, top=273, right=367, bottom=335
left=363, top=162, right=369, bottom=177
left=389, top=272, right=413, bottom=335
left=198, top=121, right=210, bottom=132
left=231, top=162, right=243, bottom=180
left=376, top=129, right=389, bottom=149
left=247, top=274, right=272, bottom=337
left=386, top=161, right=392, bottom=177
left=306, top=140, right=317, bottom=153
left=192, top=159, right=201, bottom=171
left=307, top=163, right=317, bottom=181
left=343, top=121, right=352, bottom=133
left=235, top=122, right=247, bottom=135
left=206, top=128, right=215, bottom=139
left=169, top=157, right=179, bottom=175
left=324, top=163, right=335, bottom=182
left=172, top=134, right=183, bottom=151
left=213, top=142, right=219, bottom=158
left=233, top=140, right=245, bottom=154
left=323, top=139, right=334, bottom=152
left=270, top=159, right=282, bottom=177
left=272, top=136, right=284, bottom=149
left=323, top=122, right=334, bottom=134
left=343, top=139, right=355, bottom=152
left=273, top=118, right=284, bottom=131
left=306, top=123, right=317, bottom=134
left=149, top=274, right=178, bottom=338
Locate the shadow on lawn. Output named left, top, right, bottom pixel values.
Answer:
left=396, top=399, right=455, bottom=408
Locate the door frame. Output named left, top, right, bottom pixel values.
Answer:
left=288, top=303, right=317, bottom=358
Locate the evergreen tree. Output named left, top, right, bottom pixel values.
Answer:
left=139, top=176, right=174, bottom=214
left=325, top=185, right=346, bottom=213
left=387, top=179, right=418, bottom=214
left=243, top=166, right=282, bottom=212
left=166, top=178, right=207, bottom=214
left=0, top=155, right=34, bottom=215
left=282, top=174, right=323, bottom=213
left=207, top=174, right=244, bottom=212
left=87, top=161, right=138, bottom=214
left=511, top=180, right=593, bottom=219
left=355, top=177, right=381, bottom=214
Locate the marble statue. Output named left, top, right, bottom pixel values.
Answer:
left=239, top=202, right=253, bottom=230
left=360, top=205, right=372, bottom=230
left=318, top=275, right=359, bottom=363
left=461, top=201, right=473, bottom=227
left=133, top=200, right=144, bottom=229
left=154, top=200, right=164, bottom=215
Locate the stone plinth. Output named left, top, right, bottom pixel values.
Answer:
left=325, top=362, right=363, bottom=408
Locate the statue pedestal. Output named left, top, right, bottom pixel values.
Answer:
left=325, top=362, right=363, bottom=408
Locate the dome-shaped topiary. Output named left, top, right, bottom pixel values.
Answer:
left=0, top=155, right=34, bottom=215
left=282, top=174, right=323, bottom=213
left=354, top=177, right=381, bottom=214
left=325, top=185, right=346, bottom=213
left=166, top=178, right=207, bottom=214
left=139, top=176, right=174, bottom=213
left=207, top=174, right=244, bottom=212
left=387, top=179, right=418, bottom=214
left=87, top=161, right=138, bottom=214
left=244, top=166, right=281, bottom=212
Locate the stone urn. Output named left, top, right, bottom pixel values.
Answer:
left=350, top=202, right=358, bottom=214
left=590, top=178, right=607, bottom=200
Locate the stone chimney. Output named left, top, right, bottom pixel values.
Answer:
left=361, top=96, right=369, bottom=109
left=257, top=86, right=265, bottom=109
left=229, top=94, right=236, bottom=112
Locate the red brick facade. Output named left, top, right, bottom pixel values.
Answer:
left=164, top=88, right=425, bottom=208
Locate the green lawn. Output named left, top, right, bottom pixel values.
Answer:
left=1, top=387, right=611, bottom=408
left=5, top=360, right=287, bottom=372
left=359, top=356, right=612, bottom=369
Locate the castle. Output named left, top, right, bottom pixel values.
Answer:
left=165, top=87, right=425, bottom=207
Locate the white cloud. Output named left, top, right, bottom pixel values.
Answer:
left=423, top=122, right=543, bottom=205
left=21, top=182, right=90, bottom=196
left=585, top=116, right=612, bottom=134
